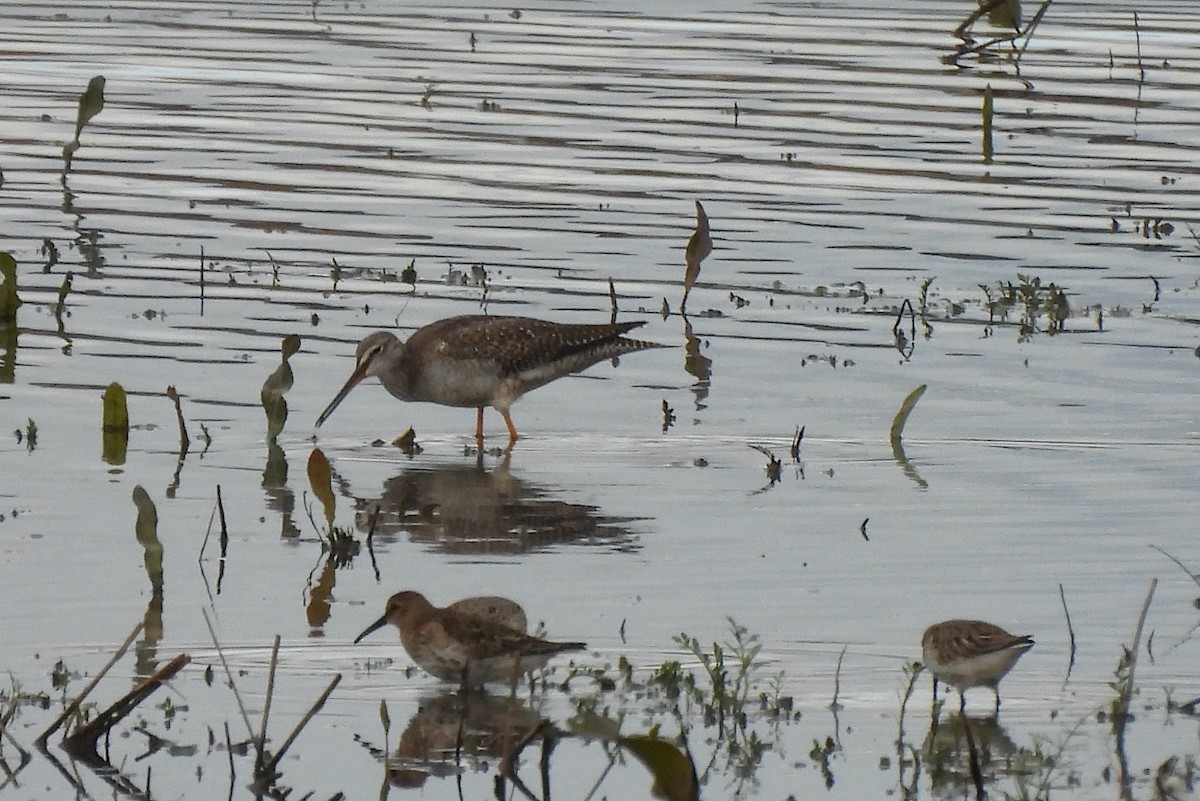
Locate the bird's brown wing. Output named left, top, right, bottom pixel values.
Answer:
left=407, top=315, right=648, bottom=377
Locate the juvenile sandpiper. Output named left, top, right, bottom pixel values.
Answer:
left=316, top=314, right=659, bottom=446
left=354, top=590, right=585, bottom=688
left=922, top=619, right=1034, bottom=715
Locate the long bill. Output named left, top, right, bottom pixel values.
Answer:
left=316, top=364, right=368, bottom=427
left=353, top=613, right=390, bottom=644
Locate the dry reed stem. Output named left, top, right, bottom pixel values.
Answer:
left=63, top=653, right=190, bottom=757
left=36, top=622, right=143, bottom=747
left=259, top=673, right=342, bottom=780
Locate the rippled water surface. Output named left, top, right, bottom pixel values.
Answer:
left=1, top=1, right=1198, bottom=798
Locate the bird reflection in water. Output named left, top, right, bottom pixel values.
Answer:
left=348, top=459, right=644, bottom=555
left=923, top=712, right=1024, bottom=797
left=365, top=691, right=547, bottom=789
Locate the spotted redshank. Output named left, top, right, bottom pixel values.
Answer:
left=316, top=314, right=658, bottom=445
left=354, top=590, right=584, bottom=687
left=922, top=619, right=1034, bottom=715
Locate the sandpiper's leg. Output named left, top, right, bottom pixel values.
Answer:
left=475, top=407, right=485, bottom=441
left=958, top=691, right=967, bottom=715
left=993, top=687, right=1001, bottom=716
left=502, top=410, right=520, bottom=446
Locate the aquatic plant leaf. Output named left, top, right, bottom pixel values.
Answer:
left=619, top=734, right=699, bottom=801
left=101, top=382, right=130, bottom=464
left=0, top=252, right=20, bottom=322
left=102, top=382, right=129, bottom=431
left=889, top=384, right=926, bottom=446
left=379, top=699, right=391, bottom=735
left=73, top=75, right=107, bottom=142
left=889, top=384, right=928, bottom=488
left=682, top=201, right=711, bottom=311
left=281, top=333, right=302, bottom=362
left=132, top=485, right=164, bottom=594
left=63, top=76, right=106, bottom=170
left=307, top=448, right=336, bottom=526
left=988, top=0, right=1022, bottom=30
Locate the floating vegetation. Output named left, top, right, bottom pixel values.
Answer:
left=0, top=252, right=19, bottom=322
left=890, top=384, right=927, bottom=488
left=131, top=486, right=162, bottom=595
left=261, top=334, right=300, bottom=442
left=100, top=382, right=129, bottom=465
left=61, top=75, right=106, bottom=174
left=682, top=201, right=711, bottom=313
left=980, top=274, right=1069, bottom=339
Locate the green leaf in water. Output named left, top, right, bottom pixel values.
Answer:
left=0, top=252, right=20, bottom=322
left=379, top=699, right=391, bottom=736
left=132, top=485, right=163, bottom=594
left=889, top=384, right=927, bottom=447
left=102, top=382, right=129, bottom=465
left=74, top=75, right=106, bottom=143
left=619, top=734, right=699, bottom=801
left=102, top=382, right=129, bottom=431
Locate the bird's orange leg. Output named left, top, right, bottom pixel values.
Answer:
left=502, top=410, right=520, bottom=446
left=475, top=407, right=485, bottom=442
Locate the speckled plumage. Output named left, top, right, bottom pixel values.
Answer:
left=316, top=315, right=658, bottom=444
left=922, top=619, right=1033, bottom=715
left=354, top=590, right=584, bottom=687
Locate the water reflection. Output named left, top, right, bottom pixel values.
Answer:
left=682, top=314, right=712, bottom=412
left=131, top=486, right=163, bottom=679
left=924, top=713, right=1024, bottom=798
left=262, top=336, right=302, bottom=539
left=379, top=690, right=545, bottom=789
left=349, top=458, right=644, bottom=555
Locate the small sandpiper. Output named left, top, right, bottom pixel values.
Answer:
left=316, top=314, right=659, bottom=446
left=354, top=590, right=585, bottom=688
left=921, top=619, right=1034, bottom=715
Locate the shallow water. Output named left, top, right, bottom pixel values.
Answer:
left=1, top=1, right=1198, bottom=799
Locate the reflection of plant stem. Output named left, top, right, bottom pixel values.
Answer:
left=1059, top=584, right=1077, bottom=680
left=896, top=662, right=923, bottom=797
